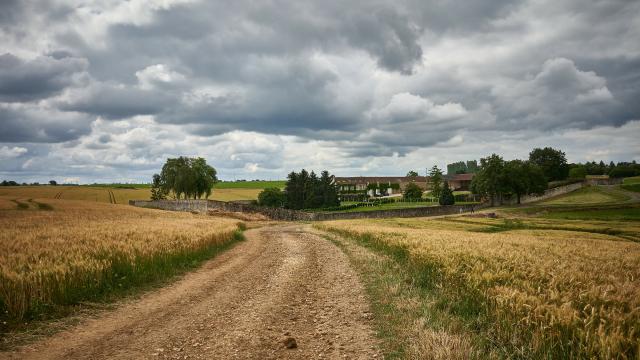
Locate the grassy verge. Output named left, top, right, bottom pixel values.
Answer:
left=318, top=230, right=477, bottom=359
left=0, top=225, right=245, bottom=335
left=319, top=227, right=490, bottom=359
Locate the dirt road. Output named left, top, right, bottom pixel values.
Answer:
left=2, top=225, right=380, bottom=359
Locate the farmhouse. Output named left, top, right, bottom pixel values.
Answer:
left=444, top=173, right=475, bottom=191
left=334, top=176, right=428, bottom=199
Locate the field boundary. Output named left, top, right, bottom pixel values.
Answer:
left=129, top=199, right=486, bottom=221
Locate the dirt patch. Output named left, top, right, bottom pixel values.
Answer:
left=0, top=225, right=380, bottom=359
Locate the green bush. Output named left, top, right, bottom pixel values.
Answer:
left=439, top=182, right=455, bottom=205
left=257, top=187, right=285, bottom=207
left=403, top=183, right=423, bottom=200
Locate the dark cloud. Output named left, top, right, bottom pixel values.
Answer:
left=0, top=0, right=639, bottom=181
left=59, top=83, right=175, bottom=119
left=0, top=53, right=87, bottom=102
left=0, top=105, right=91, bottom=143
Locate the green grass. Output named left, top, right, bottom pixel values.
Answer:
left=542, top=207, right=640, bottom=221
left=541, top=186, right=628, bottom=205
left=621, top=183, right=640, bottom=193
left=623, top=176, right=640, bottom=185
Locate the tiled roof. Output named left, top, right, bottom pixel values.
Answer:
left=334, top=176, right=428, bottom=184
left=447, top=173, right=475, bottom=181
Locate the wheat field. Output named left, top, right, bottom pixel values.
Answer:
left=0, top=197, right=241, bottom=322
left=318, top=217, right=640, bottom=359
left=0, top=186, right=262, bottom=204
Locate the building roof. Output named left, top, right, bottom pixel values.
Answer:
left=446, top=173, right=475, bottom=181
left=334, top=176, right=428, bottom=184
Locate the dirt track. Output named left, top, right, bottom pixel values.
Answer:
left=1, top=225, right=380, bottom=359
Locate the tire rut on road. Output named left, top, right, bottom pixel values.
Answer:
left=1, top=224, right=380, bottom=360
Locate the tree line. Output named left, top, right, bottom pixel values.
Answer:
left=470, top=147, right=570, bottom=205
left=151, top=157, right=218, bottom=200
left=258, top=169, right=339, bottom=209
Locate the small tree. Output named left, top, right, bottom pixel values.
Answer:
left=49, top=180, right=57, bottom=186
left=568, top=166, right=587, bottom=179
left=439, top=181, right=455, bottom=205
left=406, top=170, right=419, bottom=177
left=471, top=154, right=505, bottom=206
left=150, top=173, right=167, bottom=200
left=428, top=165, right=444, bottom=199
left=403, top=182, right=423, bottom=200
left=503, top=160, right=546, bottom=204
left=258, top=187, right=285, bottom=207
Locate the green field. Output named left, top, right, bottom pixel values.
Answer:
left=623, top=176, right=640, bottom=185
left=541, top=186, right=629, bottom=205
left=541, top=205, right=640, bottom=221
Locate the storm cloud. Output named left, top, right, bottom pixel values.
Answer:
left=0, top=0, right=639, bottom=182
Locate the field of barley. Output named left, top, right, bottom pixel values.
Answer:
left=318, top=214, right=640, bottom=359
left=0, top=185, right=263, bottom=204
left=0, top=196, right=243, bottom=326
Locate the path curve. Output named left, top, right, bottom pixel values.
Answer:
left=1, top=225, right=380, bottom=359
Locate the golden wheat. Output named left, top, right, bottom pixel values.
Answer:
left=0, top=197, right=239, bottom=320
left=319, top=217, right=640, bottom=358
left=0, top=186, right=261, bottom=204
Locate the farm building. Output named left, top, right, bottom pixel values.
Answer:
left=334, top=176, right=428, bottom=200
left=444, top=173, right=475, bottom=191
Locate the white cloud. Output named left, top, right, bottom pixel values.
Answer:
left=0, top=146, right=27, bottom=159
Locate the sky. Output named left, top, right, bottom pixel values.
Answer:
left=1, top=0, right=639, bottom=183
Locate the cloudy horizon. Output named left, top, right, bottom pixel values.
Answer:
left=1, top=0, right=639, bottom=183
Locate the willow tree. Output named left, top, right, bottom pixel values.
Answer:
left=154, top=157, right=217, bottom=199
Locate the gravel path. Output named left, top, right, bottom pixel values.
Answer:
left=1, top=224, right=380, bottom=360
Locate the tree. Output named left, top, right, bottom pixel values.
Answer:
left=428, top=165, right=444, bottom=199
left=439, top=181, right=455, bottom=205
left=471, top=154, right=505, bottom=206
left=320, top=170, right=339, bottom=208
left=403, top=182, right=423, bottom=200
left=284, top=169, right=339, bottom=209
left=568, top=166, right=587, bottom=179
left=502, top=160, right=546, bottom=204
left=609, top=166, right=639, bottom=178
left=49, top=180, right=57, bottom=186
left=529, top=147, right=569, bottom=181
left=150, top=174, right=167, bottom=200
left=157, top=157, right=217, bottom=199
left=406, top=170, right=419, bottom=177
left=258, top=187, right=285, bottom=207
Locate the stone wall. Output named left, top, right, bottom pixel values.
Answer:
left=129, top=199, right=482, bottom=221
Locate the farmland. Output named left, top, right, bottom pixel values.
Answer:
left=0, top=196, right=243, bottom=330
left=316, top=185, right=640, bottom=359
left=0, top=184, right=269, bottom=204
